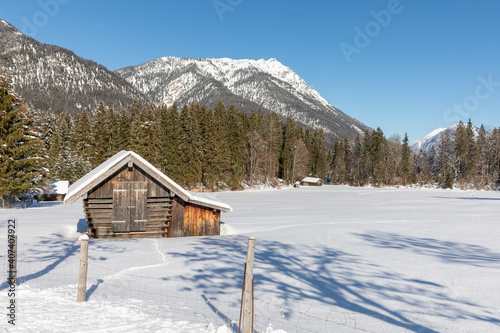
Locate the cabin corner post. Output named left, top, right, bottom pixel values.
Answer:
left=77, top=234, right=89, bottom=302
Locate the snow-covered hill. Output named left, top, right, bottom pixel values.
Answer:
left=411, top=123, right=480, bottom=153
left=0, top=19, right=146, bottom=114
left=115, top=57, right=370, bottom=140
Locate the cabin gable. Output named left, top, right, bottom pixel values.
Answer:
left=84, top=163, right=174, bottom=238
left=66, top=151, right=230, bottom=239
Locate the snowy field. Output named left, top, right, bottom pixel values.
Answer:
left=1, top=186, right=500, bottom=332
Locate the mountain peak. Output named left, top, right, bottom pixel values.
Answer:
left=411, top=123, right=480, bottom=153
left=0, top=18, right=146, bottom=114
left=115, top=56, right=369, bottom=140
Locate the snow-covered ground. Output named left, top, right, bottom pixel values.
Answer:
left=1, top=186, right=500, bottom=332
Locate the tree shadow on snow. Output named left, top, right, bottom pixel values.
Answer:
left=77, top=218, right=87, bottom=233
left=165, top=236, right=500, bottom=332
left=0, top=233, right=128, bottom=291
left=0, top=234, right=80, bottom=290
left=355, top=231, right=500, bottom=268
left=432, top=196, right=500, bottom=201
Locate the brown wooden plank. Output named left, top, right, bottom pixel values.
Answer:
left=184, top=203, right=191, bottom=236
left=205, top=209, right=210, bottom=236
left=147, top=197, right=172, bottom=203
left=169, top=198, right=185, bottom=237
left=95, top=230, right=164, bottom=239
left=131, top=181, right=147, bottom=232
left=112, top=182, right=130, bottom=233
left=195, top=207, right=202, bottom=236
left=86, top=203, right=113, bottom=209
left=88, top=198, right=113, bottom=204
left=215, top=211, right=220, bottom=235
left=87, top=212, right=112, bottom=219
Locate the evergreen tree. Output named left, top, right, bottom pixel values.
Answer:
left=436, top=130, right=454, bottom=184
left=108, top=105, right=121, bottom=155
left=401, top=133, right=411, bottom=185
left=370, top=128, right=388, bottom=186
left=280, top=117, right=300, bottom=182
left=262, top=112, right=283, bottom=181
left=491, top=128, right=500, bottom=187
left=158, top=103, right=182, bottom=182
left=117, top=103, right=136, bottom=150
left=130, top=104, right=162, bottom=166
left=476, top=124, right=489, bottom=184
left=0, top=77, right=43, bottom=200
left=444, top=171, right=454, bottom=189
left=201, top=102, right=230, bottom=189
left=225, top=105, right=247, bottom=189
left=455, top=120, right=477, bottom=182
left=38, top=110, right=58, bottom=157
left=309, top=128, right=327, bottom=180
left=351, top=135, right=363, bottom=186
left=90, top=101, right=112, bottom=167
left=74, top=108, right=92, bottom=158
left=179, top=103, right=202, bottom=188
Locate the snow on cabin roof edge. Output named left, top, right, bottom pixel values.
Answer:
left=64, top=151, right=232, bottom=212
left=302, top=177, right=323, bottom=183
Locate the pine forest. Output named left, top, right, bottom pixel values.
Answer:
left=1, top=77, right=500, bottom=201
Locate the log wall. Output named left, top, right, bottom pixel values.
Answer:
left=84, top=197, right=172, bottom=238
left=82, top=163, right=221, bottom=239
left=84, top=165, right=172, bottom=239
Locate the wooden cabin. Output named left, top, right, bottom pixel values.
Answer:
left=301, top=177, right=324, bottom=186
left=64, top=151, right=232, bottom=239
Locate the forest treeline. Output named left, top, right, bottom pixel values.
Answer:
left=1, top=76, right=499, bottom=200
left=40, top=100, right=321, bottom=189
left=330, top=122, right=500, bottom=189
left=42, top=99, right=500, bottom=190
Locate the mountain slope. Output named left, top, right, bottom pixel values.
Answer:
left=411, top=123, right=480, bottom=153
left=116, top=57, right=370, bottom=140
left=0, top=19, right=146, bottom=114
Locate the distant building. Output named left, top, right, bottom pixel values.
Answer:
left=301, top=177, right=324, bottom=186
left=39, top=181, right=69, bottom=201
left=64, top=151, right=232, bottom=239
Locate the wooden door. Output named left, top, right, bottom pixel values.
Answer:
left=112, top=181, right=148, bottom=233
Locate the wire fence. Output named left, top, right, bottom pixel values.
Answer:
left=1, top=197, right=35, bottom=209
left=0, top=239, right=483, bottom=333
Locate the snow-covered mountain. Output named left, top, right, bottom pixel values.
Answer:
left=115, top=57, right=370, bottom=140
left=1, top=18, right=369, bottom=140
left=0, top=19, right=146, bottom=114
left=411, top=123, right=480, bottom=153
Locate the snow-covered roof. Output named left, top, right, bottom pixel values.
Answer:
left=64, top=151, right=232, bottom=212
left=301, top=177, right=323, bottom=183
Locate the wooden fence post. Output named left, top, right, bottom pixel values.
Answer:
left=77, top=234, right=89, bottom=302
left=241, top=237, right=255, bottom=333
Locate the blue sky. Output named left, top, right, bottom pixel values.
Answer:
left=2, top=0, right=499, bottom=142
